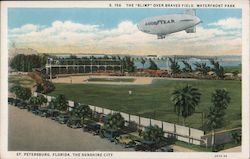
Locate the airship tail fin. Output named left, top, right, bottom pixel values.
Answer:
left=185, top=9, right=196, bottom=16
left=185, top=27, right=196, bottom=33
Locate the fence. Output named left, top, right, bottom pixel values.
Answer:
left=201, top=127, right=241, bottom=147
left=33, top=92, right=205, bottom=146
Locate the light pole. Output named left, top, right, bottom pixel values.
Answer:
left=47, top=57, right=53, bottom=81
left=49, top=58, right=52, bottom=81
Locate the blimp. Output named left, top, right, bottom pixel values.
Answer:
left=137, top=9, right=202, bottom=39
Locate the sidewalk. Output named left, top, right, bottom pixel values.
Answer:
left=221, top=146, right=241, bottom=152
left=172, top=145, right=196, bottom=152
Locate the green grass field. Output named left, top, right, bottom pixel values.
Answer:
left=224, top=65, right=241, bottom=73
left=9, top=75, right=35, bottom=88
left=88, top=78, right=135, bottom=82
left=48, top=79, right=241, bottom=131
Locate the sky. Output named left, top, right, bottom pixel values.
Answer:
left=8, top=8, right=242, bottom=56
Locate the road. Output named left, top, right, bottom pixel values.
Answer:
left=8, top=105, right=197, bottom=152
left=8, top=106, right=130, bottom=151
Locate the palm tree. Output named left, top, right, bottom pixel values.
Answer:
left=210, top=60, right=225, bottom=79
left=182, top=60, right=192, bottom=73
left=211, top=89, right=231, bottom=110
left=206, top=89, right=231, bottom=148
left=171, top=85, right=201, bottom=125
left=148, top=59, right=159, bottom=70
left=122, top=56, right=135, bottom=72
left=194, top=62, right=210, bottom=76
left=169, top=57, right=181, bottom=76
left=206, top=106, right=224, bottom=148
left=206, top=105, right=225, bottom=130
left=141, top=58, right=146, bottom=69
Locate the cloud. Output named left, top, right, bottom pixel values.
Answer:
left=50, top=20, right=99, bottom=32
left=8, top=20, right=241, bottom=56
left=9, top=24, right=39, bottom=34
left=208, top=17, right=242, bottom=30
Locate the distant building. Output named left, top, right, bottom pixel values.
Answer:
left=224, top=73, right=234, bottom=78
left=208, top=71, right=215, bottom=76
left=145, top=55, right=163, bottom=60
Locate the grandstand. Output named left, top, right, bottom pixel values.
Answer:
left=45, top=56, right=123, bottom=79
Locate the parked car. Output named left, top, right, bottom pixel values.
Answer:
left=31, top=108, right=40, bottom=115
left=56, top=113, right=70, bottom=124
left=155, top=145, right=174, bottom=152
left=8, top=97, right=15, bottom=105
left=27, top=105, right=39, bottom=113
left=124, top=140, right=139, bottom=148
left=47, top=109, right=60, bottom=120
left=115, top=134, right=139, bottom=148
left=100, top=114, right=109, bottom=123
left=92, top=112, right=102, bottom=121
left=135, top=140, right=172, bottom=152
left=13, top=99, right=22, bottom=106
left=99, top=128, right=120, bottom=142
left=83, top=123, right=101, bottom=135
left=134, top=140, right=157, bottom=152
left=67, top=117, right=82, bottom=128
left=16, top=101, right=28, bottom=109
left=37, top=107, right=49, bottom=117
left=115, top=134, right=133, bottom=145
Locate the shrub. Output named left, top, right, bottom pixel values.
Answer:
left=103, top=113, right=125, bottom=130
left=36, top=80, right=55, bottom=94
left=10, top=85, right=31, bottom=101
left=142, top=125, right=164, bottom=144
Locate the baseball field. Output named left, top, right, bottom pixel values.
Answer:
left=48, top=77, right=241, bottom=130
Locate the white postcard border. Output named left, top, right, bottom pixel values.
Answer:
left=1, top=1, right=249, bottom=159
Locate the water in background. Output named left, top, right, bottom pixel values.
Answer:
left=51, top=54, right=241, bottom=69
left=134, top=57, right=241, bottom=69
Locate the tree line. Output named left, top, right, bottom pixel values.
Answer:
left=10, top=54, right=229, bottom=78
left=139, top=57, right=227, bottom=78
left=10, top=54, right=48, bottom=72
left=169, top=58, right=226, bottom=79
